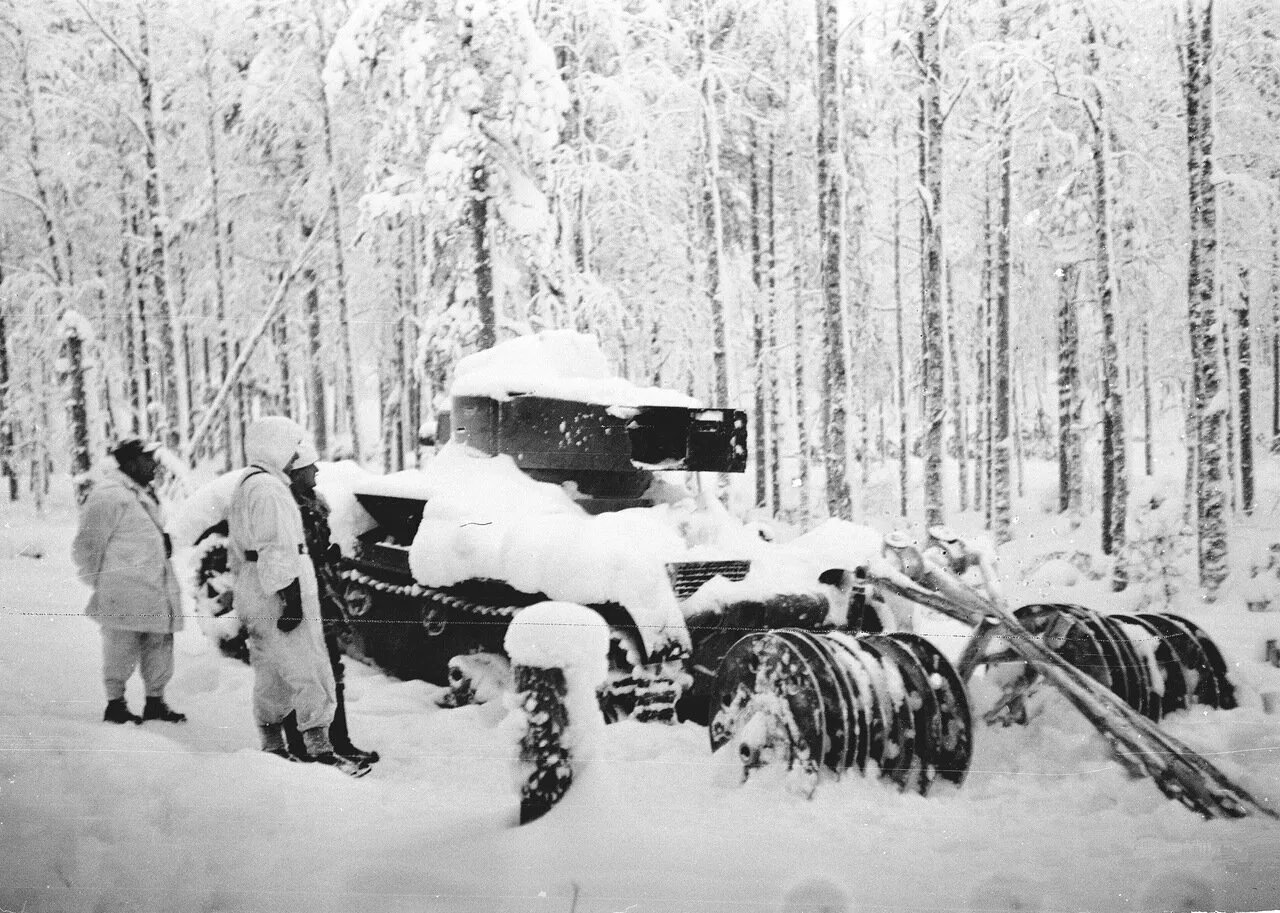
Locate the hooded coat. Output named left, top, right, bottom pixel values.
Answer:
left=72, top=466, right=184, bottom=633
left=227, top=417, right=335, bottom=731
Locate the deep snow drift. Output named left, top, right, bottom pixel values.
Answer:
left=4, top=322, right=1280, bottom=913
left=3, top=448, right=1279, bottom=913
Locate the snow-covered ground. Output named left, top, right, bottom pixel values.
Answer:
left=2, top=455, right=1279, bottom=913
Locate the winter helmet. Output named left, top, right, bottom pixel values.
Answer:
left=244, top=417, right=316, bottom=474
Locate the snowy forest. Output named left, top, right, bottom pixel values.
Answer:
left=2, top=0, right=1279, bottom=599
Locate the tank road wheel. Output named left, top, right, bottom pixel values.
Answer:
left=826, top=632, right=906, bottom=785
left=709, top=630, right=972, bottom=798
left=891, top=632, right=974, bottom=788
left=776, top=630, right=854, bottom=775
left=710, top=632, right=825, bottom=795
left=977, top=605, right=1237, bottom=723
left=861, top=634, right=941, bottom=795
left=1134, top=613, right=1236, bottom=711
left=191, top=525, right=248, bottom=664
left=1110, top=614, right=1185, bottom=722
left=598, top=628, right=686, bottom=724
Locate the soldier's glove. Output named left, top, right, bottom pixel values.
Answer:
left=214, top=589, right=235, bottom=617
left=277, top=579, right=304, bottom=633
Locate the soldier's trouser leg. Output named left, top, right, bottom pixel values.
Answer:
left=248, top=623, right=336, bottom=731
left=101, top=629, right=143, bottom=701
left=247, top=633, right=293, bottom=726
left=259, top=722, right=287, bottom=753
left=302, top=725, right=334, bottom=757
left=138, top=632, right=175, bottom=698
left=287, top=620, right=337, bottom=732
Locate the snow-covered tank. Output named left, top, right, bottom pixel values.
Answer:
left=334, top=331, right=881, bottom=723
left=176, top=331, right=1258, bottom=817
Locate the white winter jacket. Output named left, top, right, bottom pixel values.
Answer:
left=72, top=466, right=184, bottom=633
left=227, top=417, right=334, bottom=730
left=226, top=418, right=322, bottom=633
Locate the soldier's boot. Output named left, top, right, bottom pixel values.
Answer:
left=302, top=726, right=370, bottom=778
left=142, top=696, right=187, bottom=723
left=260, top=722, right=302, bottom=762
left=329, top=686, right=379, bottom=765
left=282, top=710, right=310, bottom=760
left=103, top=698, right=142, bottom=725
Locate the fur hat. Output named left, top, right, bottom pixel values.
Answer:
left=109, top=438, right=160, bottom=464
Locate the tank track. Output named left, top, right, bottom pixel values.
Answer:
left=339, top=567, right=686, bottom=722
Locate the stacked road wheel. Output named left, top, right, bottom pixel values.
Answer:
left=1002, top=605, right=1236, bottom=721
left=708, top=629, right=973, bottom=796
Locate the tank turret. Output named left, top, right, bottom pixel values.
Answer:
left=444, top=393, right=748, bottom=507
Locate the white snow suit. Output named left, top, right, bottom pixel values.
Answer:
left=73, top=466, right=184, bottom=701
left=227, top=417, right=336, bottom=734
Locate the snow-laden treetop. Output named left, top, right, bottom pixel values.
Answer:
left=448, top=330, right=700, bottom=407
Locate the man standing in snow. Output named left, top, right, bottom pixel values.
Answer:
left=280, top=453, right=379, bottom=766
left=227, top=416, right=367, bottom=777
left=72, top=438, right=187, bottom=725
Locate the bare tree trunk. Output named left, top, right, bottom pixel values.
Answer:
left=1183, top=378, right=1197, bottom=529
left=1186, top=0, right=1227, bottom=594
left=750, top=127, right=767, bottom=508
left=1057, top=263, right=1084, bottom=512
left=302, top=219, right=327, bottom=456
left=58, top=314, right=92, bottom=501
left=1088, top=19, right=1126, bottom=589
left=816, top=0, right=851, bottom=520
left=138, top=6, right=187, bottom=451
left=792, top=167, right=810, bottom=521
left=1012, top=363, right=1025, bottom=498
left=132, top=209, right=155, bottom=439
left=16, top=36, right=66, bottom=289
left=117, top=187, right=141, bottom=437
left=988, top=3, right=1014, bottom=545
left=1141, top=316, right=1154, bottom=477
left=976, top=240, right=988, bottom=519
left=386, top=220, right=407, bottom=472
left=946, top=260, right=968, bottom=512
left=893, top=125, right=908, bottom=519
left=767, top=133, right=782, bottom=515
left=470, top=163, right=495, bottom=351
left=1237, top=266, right=1254, bottom=515
left=31, top=360, right=52, bottom=513
left=697, top=12, right=729, bottom=410
left=920, top=0, right=946, bottom=529
left=398, top=224, right=413, bottom=470
left=983, top=188, right=996, bottom=530
left=234, top=339, right=247, bottom=464
left=204, top=39, right=232, bottom=460
left=0, top=274, right=16, bottom=501
left=311, top=13, right=362, bottom=460
left=1271, top=199, right=1279, bottom=453
left=1221, top=290, right=1237, bottom=511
